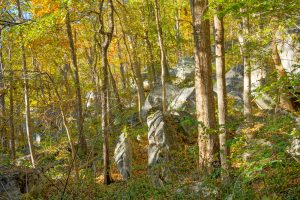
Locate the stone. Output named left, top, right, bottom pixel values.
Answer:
left=287, top=137, right=300, bottom=162
left=114, top=133, right=132, bottom=180
left=168, top=87, right=196, bottom=114
left=0, top=166, right=39, bottom=199
left=213, top=64, right=276, bottom=109
left=173, top=57, right=195, bottom=85
left=176, top=182, right=218, bottom=198
left=147, top=110, right=186, bottom=186
left=142, top=84, right=180, bottom=117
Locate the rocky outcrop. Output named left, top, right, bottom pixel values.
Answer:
left=147, top=110, right=186, bottom=186
left=168, top=87, right=196, bottom=114
left=0, top=166, right=39, bottom=199
left=142, top=84, right=179, bottom=117
left=114, top=133, right=132, bottom=180
left=171, top=57, right=195, bottom=85
left=287, top=134, right=300, bottom=163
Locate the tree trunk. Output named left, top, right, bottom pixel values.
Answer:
left=128, top=35, right=145, bottom=122
left=109, top=65, right=123, bottom=110
left=271, top=25, right=294, bottom=112
left=16, top=0, right=36, bottom=168
left=190, top=0, right=219, bottom=174
left=117, top=41, right=127, bottom=90
left=154, top=0, right=168, bottom=114
left=99, top=0, right=114, bottom=185
left=214, top=7, right=229, bottom=180
left=65, top=9, right=87, bottom=154
left=8, top=47, right=16, bottom=161
left=238, top=12, right=252, bottom=122
left=145, top=34, right=156, bottom=89
left=0, top=28, right=7, bottom=151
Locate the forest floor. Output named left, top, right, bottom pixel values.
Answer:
left=18, top=105, right=300, bottom=200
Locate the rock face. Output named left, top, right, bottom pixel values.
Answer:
left=147, top=110, right=184, bottom=186
left=172, top=57, right=195, bottom=85
left=168, top=87, right=196, bottom=114
left=142, top=83, right=197, bottom=118
left=114, top=133, right=132, bottom=180
left=142, top=84, right=179, bottom=117
left=0, top=166, right=39, bottom=199
left=213, top=64, right=276, bottom=109
left=277, top=28, right=300, bottom=75
left=213, top=64, right=244, bottom=104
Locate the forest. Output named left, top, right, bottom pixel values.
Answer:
left=0, top=0, right=300, bottom=199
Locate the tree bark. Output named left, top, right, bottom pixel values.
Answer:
left=65, top=9, right=87, bottom=154
left=154, top=0, right=168, bottom=114
left=128, top=35, right=145, bottom=122
left=214, top=7, right=229, bottom=180
left=271, top=25, right=294, bottom=112
left=117, top=41, right=127, bottom=90
left=8, top=47, right=16, bottom=161
left=0, top=27, right=7, bottom=151
left=99, top=0, right=114, bottom=185
left=238, top=12, right=252, bottom=122
left=16, top=0, right=36, bottom=168
left=109, top=64, right=123, bottom=110
left=190, top=0, right=219, bottom=174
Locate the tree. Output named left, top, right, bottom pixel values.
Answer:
left=214, top=5, right=229, bottom=180
left=154, top=0, right=168, bottom=114
left=237, top=9, right=252, bottom=123
left=65, top=8, right=88, bottom=155
left=190, top=0, right=219, bottom=173
left=99, top=0, right=114, bottom=185
left=16, top=0, right=36, bottom=168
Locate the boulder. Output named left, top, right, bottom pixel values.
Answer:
left=142, top=84, right=180, bottom=117
left=114, top=133, right=132, bottom=180
left=287, top=136, right=300, bottom=162
left=147, top=110, right=184, bottom=186
left=213, top=64, right=276, bottom=109
left=172, top=57, right=195, bottom=85
left=168, top=87, right=196, bottom=114
left=0, top=166, right=39, bottom=199
left=176, top=182, right=218, bottom=198
left=215, top=64, right=244, bottom=103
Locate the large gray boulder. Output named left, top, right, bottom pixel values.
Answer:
left=0, top=166, right=39, bottom=199
left=213, top=64, right=276, bottom=109
left=142, top=84, right=180, bottom=117
left=172, top=57, right=195, bottom=85
left=147, top=110, right=184, bottom=186
left=114, top=133, right=132, bottom=180
left=277, top=28, right=300, bottom=75
left=168, top=87, right=196, bottom=114
left=287, top=135, right=300, bottom=163
left=217, top=64, right=244, bottom=103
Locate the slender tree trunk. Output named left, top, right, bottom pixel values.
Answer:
left=65, top=9, right=87, bottom=154
left=174, top=0, right=181, bottom=57
left=271, top=24, right=294, bottom=112
left=0, top=27, right=7, bottom=151
left=8, top=48, right=16, bottom=161
left=117, top=41, right=127, bottom=90
left=45, top=72, right=79, bottom=181
left=16, top=0, right=35, bottom=168
left=109, top=65, right=122, bottom=110
left=190, top=0, right=219, bottom=174
left=214, top=8, right=229, bottom=180
left=238, top=12, right=252, bottom=122
left=154, top=0, right=168, bottom=114
left=99, top=0, right=114, bottom=185
left=128, top=35, right=145, bottom=122
left=145, top=34, right=156, bottom=88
